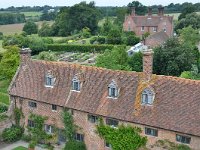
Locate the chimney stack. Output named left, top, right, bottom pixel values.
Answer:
left=142, top=48, right=154, bottom=81
left=158, top=6, right=164, bottom=16
left=148, top=7, right=152, bottom=16
left=130, top=6, right=136, bottom=16
left=20, top=48, right=31, bottom=64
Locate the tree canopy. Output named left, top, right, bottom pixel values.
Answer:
left=52, top=2, right=100, bottom=36
left=23, top=21, right=38, bottom=35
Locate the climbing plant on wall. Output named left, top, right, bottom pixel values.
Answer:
left=96, top=118, right=147, bottom=150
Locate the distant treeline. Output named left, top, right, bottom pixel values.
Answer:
left=0, top=5, right=60, bottom=13
left=0, top=13, right=25, bottom=25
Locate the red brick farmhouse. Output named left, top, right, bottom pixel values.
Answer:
left=9, top=48, right=200, bottom=150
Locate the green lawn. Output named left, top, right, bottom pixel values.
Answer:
left=0, top=40, right=5, bottom=52
left=12, top=146, right=28, bottom=150
left=20, top=11, right=43, bottom=17
left=0, top=80, right=10, bottom=105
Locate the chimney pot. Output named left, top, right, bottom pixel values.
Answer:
left=148, top=7, right=152, bottom=16
left=20, top=48, right=31, bottom=64
left=142, top=48, right=154, bottom=81
left=158, top=6, right=164, bottom=16
left=130, top=6, right=136, bottom=16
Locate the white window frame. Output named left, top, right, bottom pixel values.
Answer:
left=45, top=74, right=55, bottom=88
left=176, top=134, right=191, bottom=144
left=141, top=26, right=145, bottom=31
left=45, top=124, right=53, bottom=134
left=72, top=76, right=80, bottom=91
left=141, top=88, right=154, bottom=105
left=145, top=127, right=158, bottom=137
left=108, top=80, right=118, bottom=98
left=153, top=27, right=157, bottom=32
left=74, top=133, right=84, bottom=142
left=88, top=114, right=99, bottom=124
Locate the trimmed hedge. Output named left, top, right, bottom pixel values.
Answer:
left=64, top=141, right=86, bottom=150
left=47, top=44, right=125, bottom=53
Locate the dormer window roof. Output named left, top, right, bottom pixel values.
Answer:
left=141, top=88, right=154, bottom=105
left=108, top=80, right=118, bottom=98
left=45, top=71, right=55, bottom=87
left=72, top=76, right=80, bottom=91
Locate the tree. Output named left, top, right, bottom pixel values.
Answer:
left=38, top=22, right=52, bottom=37
left=122, top=31, right=140, bottom=46
left=53, top=2, right=100, bottom=36
left=178, top=26, right=200, bottom=47
left=128, top=1, right=147, bottom=15
left=81, top=27, right=91, bottom=38
left=100, top=17, right=113, bottom=36
left=153, top=38, right=199, bottom=76
left=175, top=13, right=200, bottom=31
left=178, top=4, right=196, bottom=20
left=0, top=46, right=20, bottom=80
left=128, top=52, right=143, bottom=72
left=23, top=21, right=38, bottom=35
left=180, top=65, right=200, bottom=80
left=107, top=27, right=122, bottom=44
left=96, top=47, right=131, bottom=71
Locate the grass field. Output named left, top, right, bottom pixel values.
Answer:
left=0, top=40, right=5, bottom=52
left=0, top=21, right=54, bottom=35
left=166, top=11, right=200, bottom=20
left=0, top=79, right=10, bottom=105
left=20, top=11, right=42, bottom=17
left=12, top=146, right=28, bottom=150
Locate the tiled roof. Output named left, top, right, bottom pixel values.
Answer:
left=132, top=16, right=173, bottom=27
left=9, top=60, right=200, bottom=137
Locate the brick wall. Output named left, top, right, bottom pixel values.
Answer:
left=14, top=96, right=200, bottom=150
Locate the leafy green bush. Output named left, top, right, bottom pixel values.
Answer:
left=21, top=134, right=32, bottom=142
left=0, top=114, right=8, bottom=122
left=47, top=44, right=121, bottom=53
left=29, top=140, right=36, bottom=148
left=64, top=141, right=86, bottom=150
left=0, top=103, right=8, bottom=113
left=90, top=36, right=106, bottom=44
left=2, top=125, right=24, bottom=142
left=177, top=144, right=191, bottom=150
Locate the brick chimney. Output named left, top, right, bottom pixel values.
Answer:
left=20, top=48, right=31, bottom=64
left=158, top=6, right=164, bottom=16
left=130, top=6, right=136, bottom=16
left=148, top=7, right=152, bottom=16
left=142, top=48, right=154, bottom=81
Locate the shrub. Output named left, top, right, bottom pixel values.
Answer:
left=29, top=140, right=37, bottom=148
left=64, top=141, right=86, bottom=150
left=21, top=134, right=32, bottom=142
left=2, top=125, right=24, bottom=142
left=177, top=144, right=191, bottom=150
left=0, top=103, right=8, bottom=113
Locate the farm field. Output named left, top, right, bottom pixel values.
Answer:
left=166, top=11, right=200, bottom=20
left=0, top=21, right=54, bottom=35
left=20, top=11, right=43, bottom=17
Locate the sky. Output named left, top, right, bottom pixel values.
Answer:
left=0, top=0, right=199, bottom=8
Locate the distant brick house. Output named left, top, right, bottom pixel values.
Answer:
left=9, top=48, right=200, bottom=150
left=123, top=7, right=173, bottom=47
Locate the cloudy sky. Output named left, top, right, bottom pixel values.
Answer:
left=0, top=0, right=199, bottom=8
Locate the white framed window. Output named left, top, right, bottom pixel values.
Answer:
left=52, top=104, right=57, bottom=111
left=145, top=127, right=158, bottom=136
left=45, top=72, right=55, bottom=87
left=108, top=80, right=118, bottom=98
left=176, top=134, right=191, bottom=144
left=163, top=28, right=166, bottom=32
left=88, top=114, right=98, bottom=123
left=141, top=88, right=154, bottom=105
left=153, top=27, right=157, bottom=32
left=141, top=26, right=145, bottom=31
left=72, top=76, right=80, bottom=91
left=28, top=101, right=37, bottom=108
left=106, top=118, right=118, bottom=128
left=45, top=124, right=54, bottom=134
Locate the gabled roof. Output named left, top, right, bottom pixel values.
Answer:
left=9, top=60, right=200, bottom=137
left=128, top=15, right=173, bottom=27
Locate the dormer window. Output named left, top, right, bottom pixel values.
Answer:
left=141, top=88, right=154, bottom=105
left=45, top=71, right=55, bottom=87
left=108, top=80, right=118, bottom=98
left=72, top=76, right=80, bottom=91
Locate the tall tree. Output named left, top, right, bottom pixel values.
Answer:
left=127, top=1, right=147, bottom=15
left=23, top=21, right=38, bottom=35
left=153, top=38, right=199, bottom=76
left=53, top=2, right=100, bottom=36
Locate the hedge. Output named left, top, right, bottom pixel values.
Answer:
left=47, top=44, right=125, bottom=53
